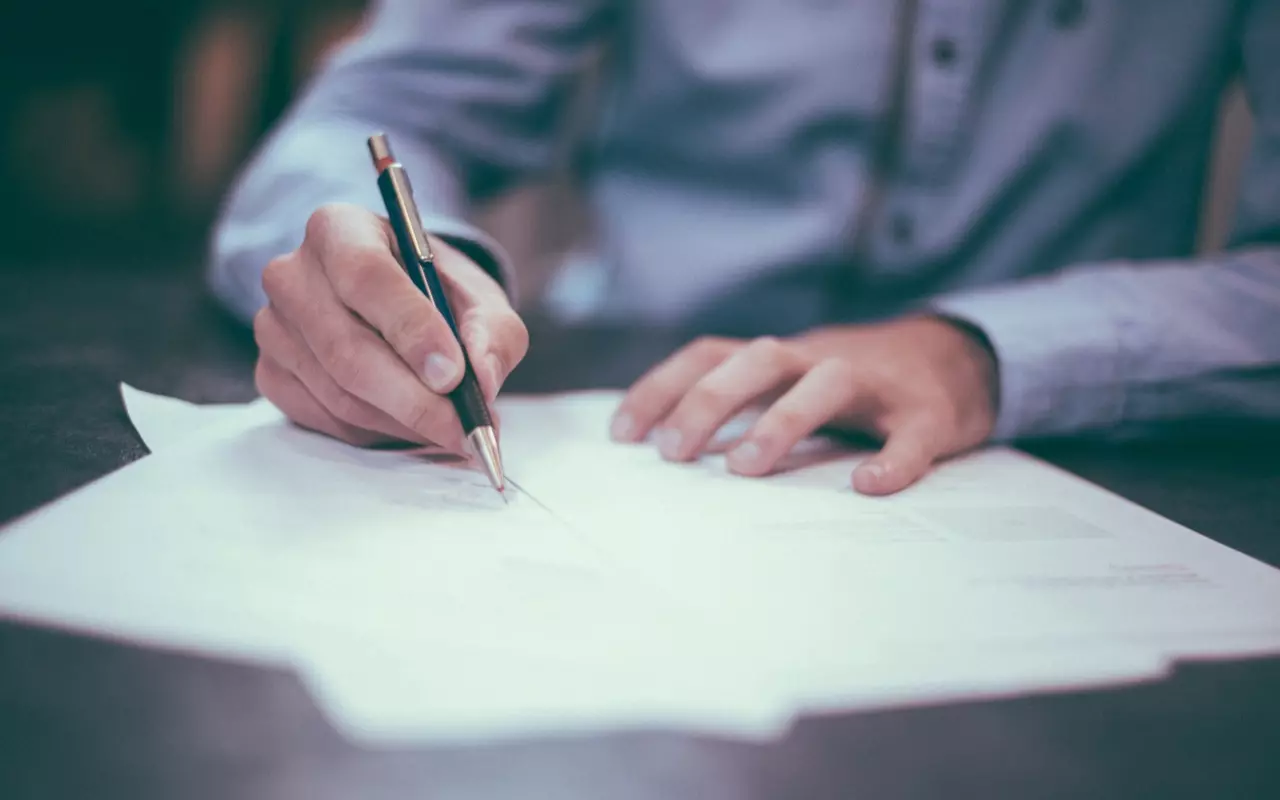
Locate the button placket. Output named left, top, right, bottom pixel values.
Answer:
left=902, top=0, right=1001, bottom=184
left=930, top=36, right=959, bottom=69
left=889, top=210, right=916, bottom=247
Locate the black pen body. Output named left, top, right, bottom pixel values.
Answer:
left=376, top=169, right=494, bottom=437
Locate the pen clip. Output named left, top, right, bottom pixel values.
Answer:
left=384, top=168, right=436, bottom=266
left=369, top=134, right=436, bottom=266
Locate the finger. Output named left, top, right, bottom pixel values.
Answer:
left=851, top=416, right=945, bottom=496
left=436, top=238, right=529, bottom=403
left=457, top=309, right=529, bottom=405
left=304, top=205, right=468, bottom=395
left=262, top=248, right=467, bottom=452
left=610, top=336, right=737, bottom=443
left=727, top=358, right=863, bottom=476
left=255, top=354, right=392, bottom=448
left=254, top=305, right=431, bottom=445
left=655, top=337, right=807, bottom=462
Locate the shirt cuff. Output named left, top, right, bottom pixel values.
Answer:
left=930, top=283, right=1130, bottom=441
left=421, top=216, right=519, bottom=305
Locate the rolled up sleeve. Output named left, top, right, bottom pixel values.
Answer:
left=209, top=0, right=610, bottom=323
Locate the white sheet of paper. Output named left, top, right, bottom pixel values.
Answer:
left=2, top=386, right=1278, bottom=746
left=121, top=383, right=279, bottom=453
left=498, top=393, right=1280, bottom=705
left=138, top=385, right=1280, bottom=661
left=1, top=393, right=788, bottom=742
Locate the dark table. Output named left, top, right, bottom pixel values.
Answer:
left=2, top=263, right=1279, bottom=799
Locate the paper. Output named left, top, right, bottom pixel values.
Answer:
left=120, top=383, right=279, bottom=453
left=1, top=389, right=787, bottom=742
left=496, top=395, right=1280, bottom=708
left=1, top=386, right=1278, bottom=746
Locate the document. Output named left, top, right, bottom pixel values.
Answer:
left=1, top=389, right=787, bottom=742
left=0, top=386, right=1276, bottom=745
left=496, top=394, right=1280, bottom=709
left=120, top=384, right=278, bottom=453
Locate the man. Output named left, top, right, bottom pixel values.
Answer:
left=211, top=0, right=1280, bottom=495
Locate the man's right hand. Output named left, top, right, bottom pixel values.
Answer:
left=253, top=203, right=528, bottom=451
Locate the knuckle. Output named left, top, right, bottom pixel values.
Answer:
left=348, top=243, right=392, bottom=275
left=304, top=203, right=347, bottom=247
left=620, top=385, right=661, bottom=416
left=690, top=336, right=730, bottom=361
left=327, top=391, right=366, bottom=427
left=253, top=358, right=275, bottom=398
left=260, top=256, right=295, bottom=300
left=383, top=308, right=435, bottom=352
left=496, top=311, right=530, bottom=361
left=748, top=335, right=783, bottom=355
left=330, top=244, right=390, bottom=299
left=686, top=381, right=734, bottom=413
left=863, top=355, right=907, bottom=386
left=746, top=336, right=794, bottom=369
left=318, top=339, right=366, bottom=390
left=766, top=406, right=809, bottom=438
left=818, top=356, right=858, bottom=387
left=251, top=308, right=272, bottom=350
left=924, top=405, right=960, bottom=438
left=407, top=399, right=453, bottom=442
left=857, top=359, right=892, bottom=387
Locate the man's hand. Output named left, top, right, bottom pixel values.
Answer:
left=610, top=317, right=999, bottom=495
left=253, top=203, right=528, bottom=451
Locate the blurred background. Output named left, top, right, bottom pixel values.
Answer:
left=0, top=0, right=585, bottom=308
left=0, top=0, right=1255, bottom=307
left=1, top=1, right=360, bottom=264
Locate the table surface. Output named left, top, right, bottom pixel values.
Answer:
left=1, top=263, right=1279, bottom=800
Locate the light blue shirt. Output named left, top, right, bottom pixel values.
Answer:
left=211, top=0, right=1280, bottom=441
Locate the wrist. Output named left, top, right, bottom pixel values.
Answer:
left=925, top=313, right=1001, bottom=433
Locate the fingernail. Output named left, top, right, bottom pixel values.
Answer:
left=728, top=441, right=762, bottom=472
left=656, top=428, right=683, bottom=459
left=423, top=353, right=459, bottom=392
left=854, top=463, right=885, bottom=493
left=610, top=412, right=635, bottom=441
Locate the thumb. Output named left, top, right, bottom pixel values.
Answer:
left=852, top=417, right=943, bottom=496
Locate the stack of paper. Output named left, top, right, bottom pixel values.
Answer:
left=0, top=385, right=1276, bottom=745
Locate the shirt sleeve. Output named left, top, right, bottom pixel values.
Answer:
left=931, top=1, right=1280, bottom=441
left=208, top=0, right=610, bottom=323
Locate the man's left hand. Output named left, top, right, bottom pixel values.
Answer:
left=609, top=317, right=1000, bottom=495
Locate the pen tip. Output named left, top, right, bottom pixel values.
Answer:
left=467, top=425, right=507, bottom=499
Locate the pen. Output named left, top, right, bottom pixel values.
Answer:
left=367, top=133, right=507, bottom=500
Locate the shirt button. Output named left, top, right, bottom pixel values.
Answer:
left=889, top=212, right=915, bottom=245
left=931, top=37, right=959, bottom=68
left=1051, top=0, right=1087, bottom=29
